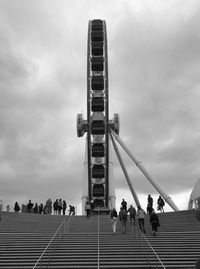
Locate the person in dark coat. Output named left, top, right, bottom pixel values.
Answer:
left=14, top=202, right=20, bottom=213
left=150, top=209, right=160, bottom=236
left=157, top=195, right=165, bottom=212
left=53, top=199, right=59, bottom=215
left=62, top=200, right=67, bottom=215
left=121, top=199, right=127, bottom=211
left=127, top=205, right=136, bottom=224
left=27, top=200, right=33, bottom=213
left=33, top=203, right=38, bottom=213
left=119, top=207, right=127, bottom=234
left=85, top=201, right=91, bottom=218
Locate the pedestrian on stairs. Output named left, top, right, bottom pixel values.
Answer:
left=85, top=201, right=91, bottom=218
left=157, top=195, right=165, bottom=212
left=119, top=207, right=127, bottom=234
left=136, top=206, right=146, bottom=234
left=127, top=205, right=136, bottom=224
left=150, top=209, right=160, bottom=236
left=111, top=208, right=118, bottom=234
left=121, top=199, right=127, bottom=211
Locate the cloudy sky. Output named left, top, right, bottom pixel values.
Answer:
left=0, top=0, right=200, bottom=214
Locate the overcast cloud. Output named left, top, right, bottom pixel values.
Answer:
left=0, top=0, right=200, bottom=213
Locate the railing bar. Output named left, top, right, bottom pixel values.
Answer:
left=140, top=231, right=166, bottom=268
left=134, top=224, right=165, bottom=268
left=33, top=218, right=67, bottom=269
left=97, top=207, right=100, bottom=269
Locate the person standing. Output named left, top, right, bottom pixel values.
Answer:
left=136, top=206, right=146, bottom=233
left=127, top=205, right=136, bottom=224
left=14, top=202, right=20, bottom=213
left=150, top=210, right=160, bottom=236
left=33, top=203, right=38, bottom=213
left=121, top=199, right=127, bottom=211
left=6, top=205, right=10, bottom=212
left=119, top=207, right=128, bottom=234
left=27, top=200, right=33, bottom=213
left=63, top=200, right=67, bottom=215
left=157, top=195, right=165, bottom=212
left=39, top=203, right=43, bottom=214
left=58, top=198, right=62, bottom=215
left=90, top=200, right=94, bottom=215
left=53, top=199, right=59, bottom=215
left=85, top=201, right=91, bottom=218
left=110, top=208, right=118, bottom=234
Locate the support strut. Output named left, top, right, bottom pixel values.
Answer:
left=110, top=129, right=179, bottom=211
left=110, top=131, right=141, bottom=208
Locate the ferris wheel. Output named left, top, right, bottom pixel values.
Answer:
left=77, top=19, right=178, bottom=214
left=77, top=19, right=119, bottom=211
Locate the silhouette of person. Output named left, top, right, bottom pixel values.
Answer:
left=119, top=207, right=127, bottom=234
left=53, top=199, right=59, bottom=215
left=121, top=199, right=127, bottom=211
left=27, top=200, right=33, bottom=213
left=150, top=209, right=160, bottom=236
left=33, top=203, right=38, bottom=213
left=136, top=206, right=146, bottom=233
left=157, top=195, right=165, bottom=212
left=14, top=202, right=20, bottom=213
left=111, top=208, right=118, bottom=234
left=127, top=205, right=136, bottom=224
left=85, top=201, right=91, bottom=218
left=63, top=200, right=67, bottom=215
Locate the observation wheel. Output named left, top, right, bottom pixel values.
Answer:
left=77, top=19, right=178, bottom=213
left=77, top=19, right=119, bottom=211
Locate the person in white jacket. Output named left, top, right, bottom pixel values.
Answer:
left=136, top=206, right=146, bottom=233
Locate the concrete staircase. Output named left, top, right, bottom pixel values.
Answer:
left=0, top=210, right=200, bottom=268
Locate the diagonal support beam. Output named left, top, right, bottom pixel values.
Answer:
left=110, top=128, right=179, bottom=211
left=110, top=132, right=141, bottom=208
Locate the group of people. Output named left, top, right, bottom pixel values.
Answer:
left=111, top=195, right=164, bottom=236
left=12, top=199, right=76, bottom=215
left=147, top=194, right=165, bottom=214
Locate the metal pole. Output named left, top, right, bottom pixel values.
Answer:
left=110, top=132, right=141, bottom=208
left=110, top=129, right=179, bottom=212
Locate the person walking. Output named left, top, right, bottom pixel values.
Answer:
left=136, top=206, right=146, bottom=233
left=119, top=207, right=128, bottom=234
left=111, top=208, right=118, bottom=234
left=148, top=194, right=153, bottom=207
left=150, top=210, right=160, bottom=236
left=127, top=205, right=136, bottom=224
left=157, top=195, right=165, bottom=212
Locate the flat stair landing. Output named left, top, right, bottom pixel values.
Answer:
left=0, top=210, right=200, bottom=268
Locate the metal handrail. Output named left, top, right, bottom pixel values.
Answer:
left=33, top=217, right=69, bottom=269
left=134, top=224, right=166, bottom=268
left=97, top=207, right=100, bottom=269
